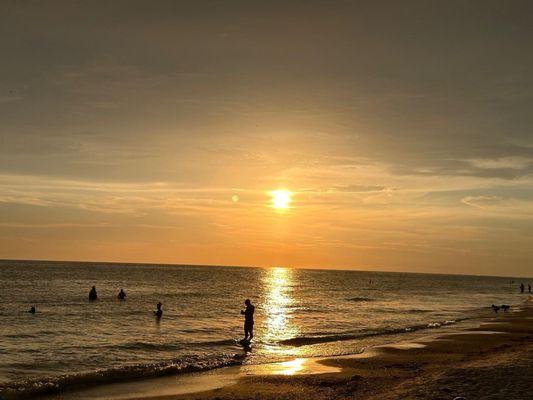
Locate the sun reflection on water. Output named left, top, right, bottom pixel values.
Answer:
left=277, top=358, right=305, bottom=375
left=261, top=267, right=299, bottom=356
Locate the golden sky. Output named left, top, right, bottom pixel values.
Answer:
left=1, top=1, right=533, bottom=276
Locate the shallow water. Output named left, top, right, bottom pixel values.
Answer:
left=0, top=260, right=528, bottom=397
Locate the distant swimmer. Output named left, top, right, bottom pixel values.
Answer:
left=28, top=306, right=36, bottom=314
left=240, top=299, right=255, bottom=342
left=89, top=286, right=98, bottom=301
left=520, top=283, right=525, bottom=293
left=117, top=289, right=126, bottom=300
left=154, top=302, right=163, bottom=318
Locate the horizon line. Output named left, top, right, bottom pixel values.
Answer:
left=0, top=257, right=531, bottom=281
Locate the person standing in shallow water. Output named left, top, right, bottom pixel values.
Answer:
left=117, top=289, right=126, bottom=300
left=520, top=283, right=524, bottom=293
left=241, top=299, right=255, bottom=342
left=89, top=286, right=97, bottom=301
left=529, top=284, right=532, bottom=294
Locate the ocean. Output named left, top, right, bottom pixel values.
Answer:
left=0, top=260, right=528, bottom=398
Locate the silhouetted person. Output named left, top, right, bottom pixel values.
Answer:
left=117, top=289, right=126, bottom=300
left=529, top=284, right=532, bottom=294
left=520, top=283, right=525, bottom=293
left=89, top=286, right=98, bottom=301
left=28, top=306, right=36, bottom=314
left=241, top=299, right=255, bottom=342
left=154, top=302, right=163, bottom=318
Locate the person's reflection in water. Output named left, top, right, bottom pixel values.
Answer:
left=241, top=299, right=255, bottom=342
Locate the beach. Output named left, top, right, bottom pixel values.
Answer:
left=133, top=299, right=533, bottom=400
left=1, top=261, right=531, bottom=399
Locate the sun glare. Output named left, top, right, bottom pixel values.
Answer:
left=270, top=190, right=292, bottom=209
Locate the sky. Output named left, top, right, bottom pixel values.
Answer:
left=1, top=1, right=532, bottom=276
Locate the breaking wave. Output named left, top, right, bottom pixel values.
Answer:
left=279, top=318, right=462, bottom=347
left=0, top=353, right=243, bottom=399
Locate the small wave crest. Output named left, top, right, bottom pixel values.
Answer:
left=112, top=341, right=183, bottom=351
left=0, top=353, right=243, bottom=399
left=407, top=309, right=432, bottom=313
left=2, top=333, right=36, bottom=339
left=427, top=320, right=456, bottom=328
left=197, top=339, right=238, bottom=346
left=345, top=297, right=374, bottom=302
left=279, top=318, right=464, bottom=347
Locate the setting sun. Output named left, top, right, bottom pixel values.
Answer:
left=270, top=190, right=293, bottom=209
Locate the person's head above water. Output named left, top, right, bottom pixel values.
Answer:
left=89, top=286, right=98, bottom=300
left=245, top=299, right=251, bottom=306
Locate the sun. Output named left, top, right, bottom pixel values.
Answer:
left=270, top=190, right=293, bottom=209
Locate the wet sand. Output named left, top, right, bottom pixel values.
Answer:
left=144, top=301, right=533, bottom=400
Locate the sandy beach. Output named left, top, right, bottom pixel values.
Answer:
left=127, top=300, right=533, bottom=400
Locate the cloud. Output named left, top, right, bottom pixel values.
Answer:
left=466, top=156, right=533, bottom=170
left=330, top=184, right=389, bottom=193
left=461, top=195, right=533, bottom=217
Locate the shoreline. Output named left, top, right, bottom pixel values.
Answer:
left=172, top=300, right=533, bottom=400
left=45, top=298, right=533, bottom=400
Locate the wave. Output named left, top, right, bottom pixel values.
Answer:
left=345, top=297, right=374, bottom=302
left=279, top=318, right=463, bottom=347
left=197, top=339, right=239, bottom=346
left=280, top=334, right=361, bottom=346
left=3, top=333, right=36, bottom=339
left=407, top=309, right=432, bottom=313
left=112, top=341, right=183, bottom=351
left=380, top=308, right=433, bottom=314
left=0, top=353, right=243, bottom=399
left=46, top=338, right=239, bottom=354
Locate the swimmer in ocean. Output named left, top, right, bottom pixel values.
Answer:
left=154, top=302, right=163, bottom=318
left=89, top=286, right=97, bottom=301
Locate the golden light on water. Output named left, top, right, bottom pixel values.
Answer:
left=261, top=267, right=299, bottom=355
left=242, top=357, right=341, bottom=376
left=272, top=358, right=305, bottom=375
left=270, top=190, right=293, bottom=210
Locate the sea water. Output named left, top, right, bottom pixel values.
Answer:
left=0, top=260, right=528, bottom=397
